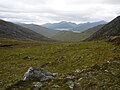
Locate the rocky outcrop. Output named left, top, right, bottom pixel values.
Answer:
left=23, top=67, right=55, bottom=81
left=107, top=36, right=120, bottom=45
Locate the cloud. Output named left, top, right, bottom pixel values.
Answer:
left=65, top=0, right=120, bottom=5
left=0, top=0, right=120, bottom=24
left=104, top=0, right=120, bottom=4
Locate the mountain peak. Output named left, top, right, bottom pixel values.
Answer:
left=60, top=21, right=67, bottom=23
left=112, top=16, right=120, bottom=22
left=116, top=16, right=120, bottom=19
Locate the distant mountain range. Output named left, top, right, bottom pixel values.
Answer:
left=86, top=16, right=120, bottom=41
left=42, top=21, right=106, bottom=32
left=72, top=21, right=106, bottom=32
left=51, top=16, right=120, bottom=42
left=51, top=24, right=104, bottom=42
left=42, top=21, right=78, bottom=30
left=0, top=20, right=53, bottom=42
left=19, top=24, right=60, bottom=38
left=1, top=16, right=119, bottom=42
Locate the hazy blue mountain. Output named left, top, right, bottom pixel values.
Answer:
left=51, top=24, right=104, bottom=42
left=71, top=21, right=107, bottom=32
left=42, top=21, right=106, bottom=32
left=42, top=21, right=78, bottom=30
left=0, top=19, right=53, bottom=41
left=19, top=24, right=60, bottom=38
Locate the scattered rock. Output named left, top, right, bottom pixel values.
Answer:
left=107, top=59, right=120, bottom=64
left=73, top=83, right=80, bottom=90
left=65, top=76, right=75, bottom=81
left=78, top=78, right=83, bottom=81
left=113, top=60, right=120, bottom=64
left=52, top=73, right=58, bottom=76
left=66, top=81, right=74, bottom=90
left=107, top=36, right=119, bottom=41
left=104, top=70, right=109, bottom=72
left=23, top=67, right=55, bottom=81
left=33, top=82, right=42, bottom=88
left=107, top=60, right=110, bottom=64
left=75, top=69, right=81, bottom=73
left=23, top=56, right=33, bottom=60
left=111, top=47, right=117, bottom=51
left=52, top=84, right=60, bottom=88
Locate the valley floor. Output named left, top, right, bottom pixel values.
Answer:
left=0, top=38, right=120, bottom=90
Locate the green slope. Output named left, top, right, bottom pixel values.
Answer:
left=51, top=25, right=104, bottom=42
left=0, top=38, right=120, bottom=90
left=19, top=24, right=60, bottom=38
left=0, top=20, right=53, bottom=42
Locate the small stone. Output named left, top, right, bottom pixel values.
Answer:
left=66, top=76, right=75, bottom=81
left=78, top=78, right=83, bottom=81
left=33, top=82, right=42, bottom=88
left=107, top=61, right=110, bottom=64
left=75, top=69, right=81, bottom=73
left=52, top=84, right=60, bottom=88
left=104, top=70, right=109, bottom=72
left=52, top=73, right=58, bottom=76
left=74, top=83, right=80, bottom=90
left=23, top=56, right=33, bottom=60
left=67, top=81, right=74, bottom=90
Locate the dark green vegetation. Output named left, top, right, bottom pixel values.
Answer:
left=0, top=38, right=120, bottom=90
left=86, top=16, right=120, bottom=41
left=51, top=25, right=104, bottom=42
left=19, top=24, right=60, bottom=38
left=0, top=20, right=53, bottom=42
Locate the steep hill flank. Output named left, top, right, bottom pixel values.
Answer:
left=0, top=20, right=52, bottom=42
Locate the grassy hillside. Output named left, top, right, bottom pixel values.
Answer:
left=51, top=25, right=104, bottom=42
left=51, top=31, right=85, bottom=42
left=19, top=24, right=60, bottom=38
left=0, top=38, right=120, bottom=90
left=0, top=20, right=53, bottom=42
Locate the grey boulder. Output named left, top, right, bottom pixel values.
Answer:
left=23, top=67, right=55, bottom=81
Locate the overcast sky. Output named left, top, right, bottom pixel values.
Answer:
left=0, top=0, right=120, bottom=24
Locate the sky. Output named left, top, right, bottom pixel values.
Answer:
left=0, top=0, right=120, bottom=24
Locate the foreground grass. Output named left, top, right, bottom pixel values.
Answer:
left=0, top=38, right=120, bottom=89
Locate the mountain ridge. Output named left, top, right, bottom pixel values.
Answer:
left=86, top=16, right=120, bottom=41
left=42, top=21, right=106, bottom=32
left=72, top=20, right=106, bottom=32
left=18, top=23, right=60, bottom=38
left=0, top=19, right=53, bottom=42
left=42, top=21, right=78, bottom=30
left=51, top=24, right=104, bottom=42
